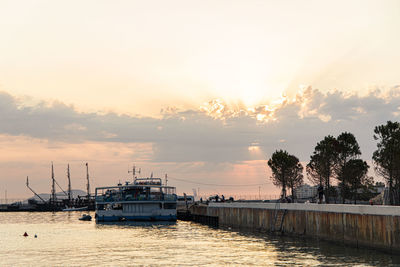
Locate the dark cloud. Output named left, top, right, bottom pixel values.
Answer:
left=1, top=88, right=399, bottom=163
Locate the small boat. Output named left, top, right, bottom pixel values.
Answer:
left=63, top=206, right=88, bottom=211
left=79, top=214, right=92, bottom=221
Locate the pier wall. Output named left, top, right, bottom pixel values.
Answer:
left=190, top=203, right=400, bottom=253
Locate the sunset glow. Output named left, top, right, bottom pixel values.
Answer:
left=0, top=0, right=400, bottom=198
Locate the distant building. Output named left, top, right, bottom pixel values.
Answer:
left=294, top=184, right=317, bottom=199
left=356, top=183, right=385, bottom=194
left=374, top=183, right=385, bottom=194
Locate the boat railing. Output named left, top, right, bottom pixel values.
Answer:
left=95, top=194, right=177, bottom=203
left=164, top=195, right=176, bottom=201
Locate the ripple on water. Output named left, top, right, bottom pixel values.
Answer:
left=1, top=212, right=400, bottom=266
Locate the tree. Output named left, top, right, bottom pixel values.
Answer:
left=335, top=132, right=362, bottom=203
left=343, top=159, right=370, bottom=204
left=357, top=176, right=376, bottom=202
left=286, top=155, right=304, bottom=200
left=268, top=150, right=303, bottom=200
left=326, top=186, right=339, bottom=203
left=306, top=135, right=338, bottom=203
left=373, top=121, right=400, bottom=205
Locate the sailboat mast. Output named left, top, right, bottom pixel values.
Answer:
left=86, top=163, right=90, bottom=199
left=51, top=162, right=56, bottom=204
left=67, top=164, right=72, bottom=203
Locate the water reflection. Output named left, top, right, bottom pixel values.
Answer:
left=96, top=220, right=177, bottom=228
left=220, top=226, right=400, bottom=266
left=0, top=212, right=399, bottom=266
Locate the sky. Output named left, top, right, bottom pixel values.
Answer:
left=1, top=0, right=400, bottom=199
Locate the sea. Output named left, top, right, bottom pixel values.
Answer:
left=0, top=212, right=399, bottom=266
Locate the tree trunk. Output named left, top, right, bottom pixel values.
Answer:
left=291, top=186, right=295, bottom=202
left=325, top=168, right=331, bottom=204
left=325, top=180, right=330, bottom=204
left=282, top=173, right=286, bottom=200
left=354, top=189, right=357, bottom=204
left=389, top=178, right=393, bottom=205
left=391, top=185, right=399, bottom=205
left=389, top=148, right=394, bottom=205
left=342, top=183, right=346, bottom=204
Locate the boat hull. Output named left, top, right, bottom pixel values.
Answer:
left=95, top=214, right=177, bottom=222
left=63, top=206, right=88, bottom=211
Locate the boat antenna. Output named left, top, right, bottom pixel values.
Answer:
left=67, top=164, right=72, bottom=203
left=150, top=172, right=153, bottom=178
left=128, top=164, right=136, bottom=181
left=165, top=173, right=168, bottom=186
left=26, top=176, right=46, bottom=203
left=51, top=162, right=56, bottom=204
left=86, top=163, right=90, bottom=200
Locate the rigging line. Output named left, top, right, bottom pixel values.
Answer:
left=54, top=179, right=68, bottom=196
left=167, top=177, right=270, bottom=187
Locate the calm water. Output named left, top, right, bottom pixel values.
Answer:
left=0, top=212, right=399, bottom=266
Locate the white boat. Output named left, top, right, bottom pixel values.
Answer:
left=95, top=177, right=177, bottom=222
left=62, top=206, right=88, bottom=211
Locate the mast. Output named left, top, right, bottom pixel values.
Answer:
left=51, top=162, right=56, bottom=204
left=86, top=163, right=90, bottom=199
left=26, top=176, right=46, bottom=203
left=128, top=165, right=136, bottom=181
left=165, top=173, right=168, bottom=186
left=67, top=164, right=72, bottom=203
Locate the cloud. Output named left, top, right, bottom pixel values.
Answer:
left=1, top=87, right=400, bottom=163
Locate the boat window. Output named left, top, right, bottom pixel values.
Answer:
left=112, top=203, right=122, bottom=210
left=164, top=203, right=176, bottom=209
left=150, top=187, right=161, bottom=193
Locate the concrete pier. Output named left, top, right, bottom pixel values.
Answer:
left=190, top=203, right=400, bottom=253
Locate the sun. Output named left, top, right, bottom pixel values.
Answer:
left=203, top=57, right=286, bottom=107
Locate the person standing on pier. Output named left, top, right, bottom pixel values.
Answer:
left=318, top=185, right=324, bottom=204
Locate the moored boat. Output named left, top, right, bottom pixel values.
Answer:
left=95, top=177, right=177, bottom=222
left=79, top=214, right=92, bottom=221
